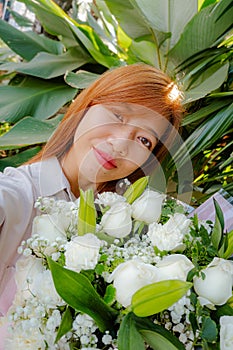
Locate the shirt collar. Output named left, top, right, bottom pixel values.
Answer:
left=35, top=157, right=76, bottom=200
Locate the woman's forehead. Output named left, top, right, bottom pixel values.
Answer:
left=95, top=103, right=170, bottom=139
left=103, top=102, right=163, bottom=117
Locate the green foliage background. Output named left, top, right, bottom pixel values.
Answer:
left=0, top=0, right=232, bottom=204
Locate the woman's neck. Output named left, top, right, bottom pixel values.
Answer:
left=60, top=153, right=100, bottom=198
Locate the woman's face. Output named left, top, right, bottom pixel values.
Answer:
left=62, top=104, right=169, bottom=194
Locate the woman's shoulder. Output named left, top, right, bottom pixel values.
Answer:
left=1, top=161, right=39, bottom=186
left=0, top=163, right=36, bottom=203
left=0, top=157, right=72, bottom=200
left=0, top=157, right=59, bottom=183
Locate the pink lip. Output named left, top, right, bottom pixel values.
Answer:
left=93, top=147, right=117, bottom=170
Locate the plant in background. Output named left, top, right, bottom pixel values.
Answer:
left=0, top=0, right=232, bottom=200
left=2, top=177, right=233, bottom=349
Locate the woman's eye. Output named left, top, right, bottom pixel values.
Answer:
left=114, top=113, right=124, bottom=122
left=138, top=136, right=152, bottom=149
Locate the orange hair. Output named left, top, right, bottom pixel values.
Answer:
left=28, top=63, right=183, bottom=192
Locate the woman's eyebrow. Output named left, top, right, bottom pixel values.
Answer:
left=146, top=127, right=159, bottom=140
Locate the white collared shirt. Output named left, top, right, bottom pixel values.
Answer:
left=0, top=157, right=75, bottom=314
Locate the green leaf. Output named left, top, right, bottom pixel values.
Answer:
left=69, top=24, right=121, bottom=68
left=0, top=116, right=62, bottom=149
left=215, top=303, right=233, bottom=318
left=104, top=0, right=197, bottom=70
left=128, top=0, right=198, bottom=47
left=19, top=0, right=80, bottom=48
left=0, top=77, right=77, bottom=123
left=0, top=47, right=91, bottom=79
left=171, top=102, right=233, bottom=167
left=0, top=19, right=63, bottom=60
left=181, top=98, right=232, bottom=126
left=183, top=62, right=229, bottom=103
left=212, top=198, right=224, bottom=250
left=65, top=70, right=100, bottom=89
left=169, top=0, right=233, bottom=64
left=103, top=284, right=116, bottom=305
left=141, top=330, right=181, bottom=350
left=0, top=146, right=41, bottom=171
left=199, top=0, right=217, bottom=10
left=132, top=280, right=192, bottom=317
left=105, top=0, right=197, bottom=46
left=127, top=38, right=162, bottom=67
left=223, top=230, right=233, bottom=259
left=47, top=257, right=118, bottom=332
left=123, top=176, right=149, bottom=204
left=19, top=0, right=120, bottom=68
left=118, top=313, right=145, bottom=350
left=201, top=316, right=218, bottom=342
left=55, top=306, right=74, bottom=343
left=77, top=189, right=96, bottom=235
left=8, top=9, right=34, bottom=28
left=134, top=315, right=185, bottom=350
left=189, top=311, right=198, bottom=335
left=104, top=0, right=151, bottom=41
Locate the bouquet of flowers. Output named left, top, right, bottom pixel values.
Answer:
left=2, top=177, right=233, bottom=350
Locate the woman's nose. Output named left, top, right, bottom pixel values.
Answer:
left=107, top=125, right=135, bottom=157
left=107, top=136, right=129, bottom=157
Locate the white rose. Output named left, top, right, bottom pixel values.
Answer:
left=194, top=258, right=233, bottom=308
left=156, top=254, right=194, bottom=281
left=100, top=202, right=132, bottom=238
left=95, top=192, right=126, bottom=207
left=131, top=189, right=165, bottom=224
left=168, top=213, right=191, bottom=235
left=109, top=259, right=163, bottom=307
left=220, top=316, right=233, bottom=350
left=31, top=269, right=64, bottom=308
left=65, top=233, right=101, bottom=272
left=14, top=256, right=45, bottom=302
left=147, top=213, right=190, bottom=251
left=32, top=213, right=67, bottom=242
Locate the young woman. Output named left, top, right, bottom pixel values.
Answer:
left=0, top=63, right=183, bottom=319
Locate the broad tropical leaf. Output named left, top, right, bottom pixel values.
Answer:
left=0, top=146, right=41, bottom=171
left=0, top=19, right=63, bottom=60
left=129, top=0, right=198, bottom=47
left=0, top=116, right=62, bottom=149
left=65, top=70, right=100, bottom=88
left=0, top=47, right=92, bottom=79
left=19, top=0, right=79, bottom=48
left=104, top=0, right=198, bottom=70
left=183, top=61, right=229, bottom=103
left=8, top=9, right=34, bottom=28
left=0, top=77, right=77, bottom=122
left=181, top=97, right=233, bottom=126
left=171, top=102, right=233, bottom=167
left=105, top=0, right=197, bottom=46
left=169, top=0, right=233, bottom=64
left=19, top=0, right=121, bottom=68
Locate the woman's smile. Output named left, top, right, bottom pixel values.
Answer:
left=93, top=147, right=117, bottom=170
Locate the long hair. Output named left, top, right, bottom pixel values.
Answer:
left=28, top=63, right=183, bottom=193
